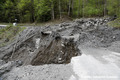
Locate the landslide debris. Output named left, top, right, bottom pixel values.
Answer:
left=0, top=27, right=80, bottom=66
left=0, top=17, right=120, bottom=78
left=0, top=25, right=25, bottom=47
left=31, top=34, right=79, bottom=65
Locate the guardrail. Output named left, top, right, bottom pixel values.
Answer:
left=0, top=25, right=7, bottom=29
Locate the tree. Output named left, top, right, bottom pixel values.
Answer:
left=59, top=0, right=62, bottom=19
left=78, top=0, right=81, bottom=17
left=104, top=0, right=107, bottom=16
left=51, top=0, right=55, bottom=20
left=68, top=0, right=71, bottom=16
left=0, top=0, right=119, bottom=23
left=82, top=0, right=84, bottom=18
left=3, top=0, right=16, bottom=22
left=34, top=0, right=51, bottom=22
left=0, top=0, right=5, bottom=22
left=30, top=0, right=35, bottom=22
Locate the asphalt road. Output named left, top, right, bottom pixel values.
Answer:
left=0, top=25, right=7, bottom=27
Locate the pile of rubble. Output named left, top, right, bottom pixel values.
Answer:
left=0, top=17, right=120, bottom=79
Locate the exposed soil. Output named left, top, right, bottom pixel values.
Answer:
left=0, top=17, right=120, bottom=80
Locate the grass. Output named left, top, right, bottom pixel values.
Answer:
left=0, top=18, right=72, bottom=27
left=108, top=18, right=120, bottom=28
left=0, top=25, right=26, bottom=47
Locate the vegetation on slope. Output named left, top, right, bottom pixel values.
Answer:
left=108, top=18, right=120, bottom=28
left=0, top=25, right=26, bottom=47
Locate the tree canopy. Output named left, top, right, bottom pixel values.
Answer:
left=0, top=0, right=119, bottom=23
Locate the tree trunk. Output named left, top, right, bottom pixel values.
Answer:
left=51, top=1, right=55, bottom=20
left=68, top=0, right=71, bottom=16
left=82, top=0, right=84, bottom=18
left=78, top=0, right=80, bottom=17
left=104, top=0, right=107, bottom=17
left=59, top=0, right=62, bottom=19
left=71, top=0, right=74, bottom=16
left=118, top=0, right=120, bottom=16
left=98, top=0, right=100, bottom=17
left=30, top=0, right=35, bottom=22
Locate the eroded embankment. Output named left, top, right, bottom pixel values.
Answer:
left=0, top=27, right=81, bottom=66
left=0, top=17, right=120, bottom=78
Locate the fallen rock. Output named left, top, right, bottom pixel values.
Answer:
left=0, top=60, right=23, bottom=77
left=0, top=61, right=15, bottom=76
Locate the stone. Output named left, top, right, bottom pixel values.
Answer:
left=0, top=60, right=5, bottom=66
left=41, top=31, right=52, bottom=35
left=0, top=61, right=15, bottom=76
left=15, top=60, right=23, bottom=67
left=31, top=33, right=80, bottom=65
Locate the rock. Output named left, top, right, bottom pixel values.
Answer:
left=59, top=22, right=71, bottom=27
left=0, top=61, right=15, bottom=76
left=4, top=38, right=9, bottom=42
left=31, top=32, right=80, bottom=65
left=110, top=15, right=117, bottom=21
left=113, top=36, right=116, bottom=39
left=15, top=60, right=23, bottom=67
left=0, top=60, right=23, bottom=77
left=0, top=17, right=120, bottom=79
left=41, top=31, right=52, bottom=35
left=62, top=34, right=80, bottom=42
left=74, top=19, right=84, bottom=24
left=0, top=17, right=120, bottom=66
left=0, top=60, right=5, bottom=66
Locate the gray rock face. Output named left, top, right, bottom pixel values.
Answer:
left=0, top=61, right=15, bottom=76
left=0, top=60, right=23, bottom=77
left=31, top=34, right=80, bottom=65
left=0, top=60, right=5, bottom=66
left=0, top=27, right=41, bottom=61
left=0, top=18, right=120, bottom=64
left=0, top=27, right=81, bottom=66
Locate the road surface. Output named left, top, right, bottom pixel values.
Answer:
left=0, top=25, right=7, bottom=27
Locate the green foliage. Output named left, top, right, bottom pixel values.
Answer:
left=0, top=25, right=26, bottom=47
left=2, top=0, right=18, bottom=22
left=107, top=0, right=118, bottom=16
left=0, top=0, right=119, bottom=23
left=108, top=18, right=120, bottom=27
left=34, top=0, right=51, bottom=22
left=84, top=6, right=98, bottom=17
